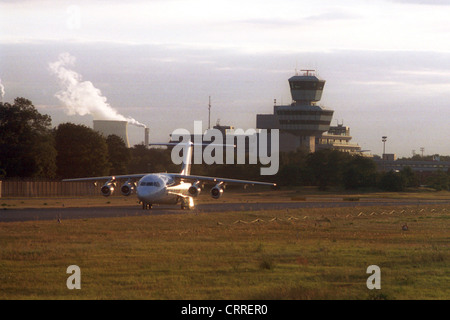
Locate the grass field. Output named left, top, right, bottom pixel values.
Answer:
left=0, top=191, right=449, bottom=300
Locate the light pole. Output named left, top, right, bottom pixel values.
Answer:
left=382, top=136, right=388, bottom=172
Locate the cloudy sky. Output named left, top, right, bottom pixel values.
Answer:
left=1, top=0, right=450, bottom=157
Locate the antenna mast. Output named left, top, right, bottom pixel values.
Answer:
left=208, top=96, right=211, bottom=130
left=301, top=69, right=315, bottom=76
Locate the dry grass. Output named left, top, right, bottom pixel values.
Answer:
left=0, top=200, right=449, bottom=300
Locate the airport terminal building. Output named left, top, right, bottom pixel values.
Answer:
left=182, top=70, right=365, bottom=156
left=256, top=70, right=334, bottom=153
left=316, top=123, right=362, bottom=154
left=255, top=70, right=364, bottom=155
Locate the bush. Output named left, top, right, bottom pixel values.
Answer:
left=379, top=170, right=405, bottom=191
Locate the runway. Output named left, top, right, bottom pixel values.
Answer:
left=1, top=198, right=449, bottom=222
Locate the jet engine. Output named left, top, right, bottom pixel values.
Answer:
left=121, top=181, right=136, bottom=196
left=188, top=181, right=202, bottom=197
left=101, top=180, right=116, bottom=197
left=210, top=183, right=224, bottom=199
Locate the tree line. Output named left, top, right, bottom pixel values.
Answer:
left=0, top=98, right=179, bottom=180
left=1, top=98, right=449, bottom=191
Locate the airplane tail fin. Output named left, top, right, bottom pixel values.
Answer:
left=180, top=142, right=193, bottom=176
left=149, top=140, right=235, bottom=177
left=148, top=141, right=194, bottom=176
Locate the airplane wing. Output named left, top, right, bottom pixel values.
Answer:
left=62, top=174, right=147, bottom=182
left=168, top=173, right=276, bottom=187
left=63, top=173, right=276, bottom=187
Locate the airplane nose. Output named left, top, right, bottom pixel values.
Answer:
left=137, top=187, right=152, bottom=201
left=137, top=187, right=163, bottom=202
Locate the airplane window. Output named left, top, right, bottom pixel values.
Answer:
left=167, top=177, right=175, bottom=186
left=154, top=182, right=160, bottom=187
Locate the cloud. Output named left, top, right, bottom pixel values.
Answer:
left=238, top=8, right=360, bottom=28
left=390, top=0, right=450, bottom=5
left=238, top=18, right=299, bottom=27
left=303, top=10, right=361, bottom=21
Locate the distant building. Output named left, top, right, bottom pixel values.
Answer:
left=316, top=123, right=364, bottom=155
left=93, top=120, right=130, bottom=148
left=212, top=122, right=234, bottom=137
left=382, top=153, right=396, bottom=161
left=374, top=159, right=450, bottom=173
left=256, top=70, right=334, bottom=153
left=93, top=120, right=149, bottom=148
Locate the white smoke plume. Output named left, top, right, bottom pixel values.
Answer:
left=0, top=78, right=5, bottom=101
left=49, top=53, right=146, bottom=128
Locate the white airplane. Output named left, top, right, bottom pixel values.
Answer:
left=63, top=141, right=276, bottom=210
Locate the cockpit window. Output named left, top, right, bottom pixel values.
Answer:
left=140, top=181, right=160, bottom=187
left=166, top=177, right=175, bottom=186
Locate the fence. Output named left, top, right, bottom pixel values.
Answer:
left=0, top=180, right=109, bottom=198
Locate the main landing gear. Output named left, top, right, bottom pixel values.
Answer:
left=142, top=202, right=152, bottom=210
left=180, top=197, right=194, bottom=210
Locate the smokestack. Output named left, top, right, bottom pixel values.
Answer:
left=145, top=127, right=150, bottom=149
left=93, top=120, right=130, bottom=148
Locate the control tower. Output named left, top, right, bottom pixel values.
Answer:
left=257, top=70, right=334, bottom=152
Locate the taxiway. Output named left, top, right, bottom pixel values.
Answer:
left=1, top=198, right=449, bottom=222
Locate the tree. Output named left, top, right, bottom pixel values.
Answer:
left=0, top=98, right=56, bottom=178
left=427, top=170, right=449, bottom=191
left=128, top=145, right=179, bottom=174
left=275, top=149, right=311, bottom=186
left=399, top=166, right=418, bottom=188
left=106, top=134, right=130, bottom=175
left=343, top=155, right=377, bottom=189
left=54, top=123, right=110, bottom=178
left=306, top=149, right=351, bottom=190
left=276, top=163, right=303, bottom=186
left=379, top=170, right=405, bottom=191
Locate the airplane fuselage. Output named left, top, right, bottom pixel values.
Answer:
left=137, top=173, right=194, bottom=208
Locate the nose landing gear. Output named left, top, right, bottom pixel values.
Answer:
left=142, top=202, right=152, bottom=210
